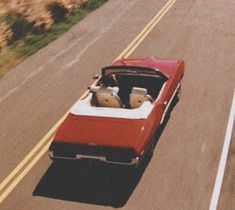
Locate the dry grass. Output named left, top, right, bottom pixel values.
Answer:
left=0, top=0, right=87, bottom=31
left=0, top=22, right=13, bottom=51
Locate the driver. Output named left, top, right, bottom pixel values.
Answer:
left=100, top=74, right=119, bottom=87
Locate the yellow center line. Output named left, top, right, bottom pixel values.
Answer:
left=0, top=0, right=177, bottom=204
left=122, top=0, right=176, bottom=59
left=116, top=0, right=176, bottom=60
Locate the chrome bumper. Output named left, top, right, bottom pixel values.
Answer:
left=49, top=151, right=139, bottom=166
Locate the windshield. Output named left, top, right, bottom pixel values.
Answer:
left=102, top=65, right=168, bottom=80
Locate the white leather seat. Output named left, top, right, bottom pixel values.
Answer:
left=96, top=87, right=123, bottom=108
left=130, top=87, right=153, bottom=109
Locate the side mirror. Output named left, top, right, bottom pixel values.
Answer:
left=93, top=74, right=99, bottom=79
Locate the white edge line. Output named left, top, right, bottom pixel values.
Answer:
left=209, top=89, right=235, bottom=210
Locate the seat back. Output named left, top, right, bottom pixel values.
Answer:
left=130, top=87, right=153, bottom=109
left=96, top=87, right=123, bottom=108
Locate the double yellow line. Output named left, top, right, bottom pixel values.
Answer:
left=0, top=0, right=177, bottom=204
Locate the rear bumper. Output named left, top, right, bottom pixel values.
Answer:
left=49, top=151, right=140, bottom=166
left=49, top=142, right=140, bottom=166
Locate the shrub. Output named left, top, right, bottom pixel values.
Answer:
left=47, top=2, right=68, bottom=23
left=5, top=14, right=32, bottom=41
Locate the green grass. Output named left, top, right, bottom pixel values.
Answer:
left=85, top=0, right=108, bottom=10
left=0, top=0, right=108, bottom=78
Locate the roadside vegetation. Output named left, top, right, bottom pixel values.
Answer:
left=0, top=0, right=108, bottom=78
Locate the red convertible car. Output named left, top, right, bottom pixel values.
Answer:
left=49, top=57, right=184, bottom=167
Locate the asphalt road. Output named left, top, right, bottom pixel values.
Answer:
left=0, top=0, right=235, bottom=209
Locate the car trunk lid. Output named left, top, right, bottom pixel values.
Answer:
left=53, top=114, right=147, bottom=153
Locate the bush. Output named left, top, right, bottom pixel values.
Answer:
left=47, top=2, right=68, bottom=23
left=5, top=14, right=32, bottom=41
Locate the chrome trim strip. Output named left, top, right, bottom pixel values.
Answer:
left=49, top=151, right=54, bottom=158
left=160, top=82, right=181, bottom=124
left=106, top=157, right=139, bottom=166
left=156, top=82, right=167, bottom=101
left=76, top=154, right=106, bottom=162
